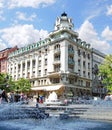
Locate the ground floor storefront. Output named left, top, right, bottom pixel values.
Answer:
left=29, top=84, right=92, bottom=103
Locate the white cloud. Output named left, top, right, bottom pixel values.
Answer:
left=0, top=39, right=7, bottom=51
left=78, top=20, right=112, bottom=54
left=101, top=26, right=112, bottom=41
left=0, top=24, right=48, bottom=48
left=106, top=5, right=112, bottom=16
left=0, top=0, right=5, bottom=21
left=0, top=12, right=5, bottom=21
left=8, top=0, right=56, bottom=8
left=0, top=0, right=4, bottom=8
left=16, top=12, right=37, bottom=21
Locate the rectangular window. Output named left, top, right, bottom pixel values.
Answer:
left=38, top=60, right=41, bottom=67
left=78, top=59, right=81, bottom=66
left=44, top=69, right=47, bottom=75
left=88, top=63, right=90, bottom=69
left=83, top=71, right=86, bottom=77
left=32, top=60, right=35, bottom=67
left=86, top=81, right=90, bottom=87
left=78, top=49, right=81, bottom=56
left=45, top=49, right=48, bottom=55
left=38, top=70, right=41, bottom=76
left=45, top=59, right=47, bottom=65
left=78, top=69, right=81, bottom=76
left=83, top=61, right=86, bottom=68
left=83, top=52, right=86, bottom=58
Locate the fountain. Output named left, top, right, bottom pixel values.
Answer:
left=0, top=115, right=112, bottom=130
left=0, top=102, right=49, bottom=121
left=0, top=99, right=112, bottom=130
left=44, top=91, right=63, bottom=105
left=48, top=91, right=58, bottom=101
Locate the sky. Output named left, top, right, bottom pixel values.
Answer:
left=0, top=0, right=112, bottom=54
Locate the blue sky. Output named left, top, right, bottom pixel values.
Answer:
left=0, top=0, right=112, bottom=54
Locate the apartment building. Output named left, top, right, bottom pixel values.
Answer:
left=7, top=13, right=93, bottom=98
left=92, top=48, right=106, bottom=97
left=0, top=46, right=18, bottom=73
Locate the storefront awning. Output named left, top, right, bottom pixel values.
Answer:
left=31, top=85, right=63, bottom=91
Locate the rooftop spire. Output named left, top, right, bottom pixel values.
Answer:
left=54, top=12, right=74, bottom=31
left=61, top=12, right=67, bottom=17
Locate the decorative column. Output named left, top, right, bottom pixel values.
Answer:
left=75, top=49, right=78, bottom=73
left=80, top=50, right=83, bottom=76
left=8, top=61, right=11, bottom=75
left=12, top=62, right=15, bottom=79
left=20, top=61, right=23, bottom=78
left=41, top=53, right=44, bottom=76
left=85, top=53, right=88, bottom=78
left=30, top=58, right=33, bottom=78
left=35, top=56, right=38, bottom=78
left=25, top=60, right=27, bottom=78
left=16, top=62, right=18, bottom=80
left=61, top=41, right=68, bottom=72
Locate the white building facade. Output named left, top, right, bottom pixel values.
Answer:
left=8, top=13, right=92, bottom=98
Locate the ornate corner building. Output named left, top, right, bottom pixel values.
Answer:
left=7, top=13, right=105, bottom=98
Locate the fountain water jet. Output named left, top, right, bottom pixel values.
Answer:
left=44, top=91, right=63, bottom=105
left=0, top=102, right=49, bottom=120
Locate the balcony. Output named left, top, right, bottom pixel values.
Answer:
left=68, top=49, right=74, bottom=56
left=54, top=49, right=60, bottom=54
left=68, top=59, right=74, bottom=65
left=31, top=75, right=35, bottom=78
left=47, top=71, right=60, bottom=78
left=53, top=59, right=60, bottom=64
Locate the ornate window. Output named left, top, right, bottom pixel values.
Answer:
left=68, top=45, right=74, bottom=52
left=54, top=44, right=60, bottom=50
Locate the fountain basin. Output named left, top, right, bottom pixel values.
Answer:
left=44, top=99, right=63, bottom=106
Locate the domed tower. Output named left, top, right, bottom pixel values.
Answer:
left=54, top=12, right=74, bottom=31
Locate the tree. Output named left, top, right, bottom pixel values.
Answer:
left=99, top=55, right=112, bottom=94
left=0, top=74, right=31, bottom=93
left=0, top=73, right=16, bottom=92
left=15, top=78, right=31, bottom=93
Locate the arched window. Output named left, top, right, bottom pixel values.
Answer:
left=68, top=44, right=74, bottom=52
left=54, top=44, right=60, bottom=50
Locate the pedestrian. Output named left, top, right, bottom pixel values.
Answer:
left=39, top=96, right=43, bottom=103
left=8, top=92, right=15, bottom=103
left=1, top=90, right=8, bottom=103
left=64, top=99, right=68, bottom=105
left=20, top=93, right=24, bottom=102
left=0, top=94, right=2, bottom=104
left=36, top=98, right=38, bottom=108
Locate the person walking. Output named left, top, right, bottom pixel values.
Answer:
left=1, top=90, right=8, bottom=103
left=0, top=94, right=2, bottom=104
left=36, top=98, right=39, bottom=108
left=8, top=92, right=15, bottom=103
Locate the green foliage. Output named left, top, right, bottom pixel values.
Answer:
left=99, top=54, right=112, bottom=94
left=0, top=74, right=31, bottom=93
left=0, top=73, right=15, bottom=92
left=16, top=78, right=31, bottom=93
